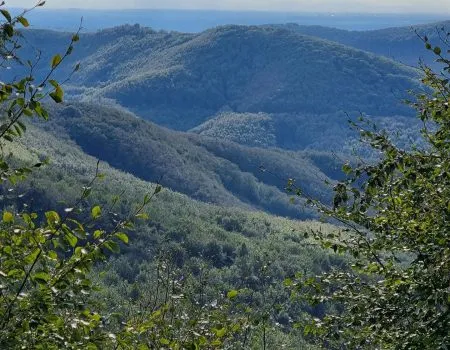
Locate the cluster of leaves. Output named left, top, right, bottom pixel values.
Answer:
left=0, top=1, right=81, bottom=182
left=112, top=256, right=248, bottom=349
left=0, top=3, right=163, bottom=348
left=0, top=174, right=156, bottom=348
left=288, top=32, right=450, bottom=349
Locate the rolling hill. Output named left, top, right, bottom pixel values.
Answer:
left=35, top=102, right=342, bottom=219
left=275, top=20, right=450, bottom=67
left=16, top=24, right=419, bottom=132
left=190, top=110, right=423, bottom=152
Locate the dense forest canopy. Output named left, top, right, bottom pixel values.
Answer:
left=8, top=24, right=419, bottom=132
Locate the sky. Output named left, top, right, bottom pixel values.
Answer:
left=12, top=0, right=450, bottom=13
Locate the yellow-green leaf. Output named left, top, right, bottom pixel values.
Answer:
left=51, top=54, right=62, bottom=68
left=45, top=211, right=60, bottom=226
left=17, top=16, right=29, bottom=27
left=0, top=9, right=11, bottom=22
left=227, top=289, right=239, bottom=299
left=93, top=230, right=103, bottom=239
left=214, top=327, right=227, bottom=338
left=33, top=271, right=50, bottom=283
left=65, top=232, right=78, bottom=248
left=3, top=211, right=14, bottom=223
left=25, top=248, right=40, bottom=264
left=49, top=85, right=64, bottom=103
left=135, top=213, right=149, bottom=220
left=115, top=232, right=129, bottom=244
left=91, top=206, right=101, bottom=219
left=160, top=338, right=170, bottom=345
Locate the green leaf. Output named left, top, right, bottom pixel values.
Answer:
left=284, top=278, right=293, bottom=287
left=93, top=230, right=103, bottom=239
left=47, top=250, right=58, bottom=260
left=51, top=54, right=62, bottom=68
left=1, top=9, right=12, bottom=22
left=8, top=269, right=25, bottom=278
left=214, top=327, right=227, bottom=338
left=49, top=79, right=59, bottom=88
left=17, top=16, right=29, bottom=27
left=135, top=213, right=149, bottom=220
left=103, top=240, right=120, bottom=253
left=154, top=184, right=162, bottom=194
left=434, top=46, right=442, bottom=55
left=45, top=211, right=60, bottom=226
left=91, top=206, right=101, bottom=219
left=49, top=85, right=64, bottom=103
left=2, top=211, right=14, bottom=223
left=115, top=232, right=129, bottom=244
left=33, top=271, right=50, bottom=283
left=23, top=108, right=33, bottom=117
left=160, top=338, right=170, bottom=345
left=227, top=290, right=239, bottom=299
left=65, top=232, right=78, bottom=248
left=75, top=246, right=88, bottom=256
left=342, top=163, right=352, bottom=175
left=24, top=248, right=41, bottom=264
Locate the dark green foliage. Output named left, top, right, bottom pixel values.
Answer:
left=0, top=4, right=130, bottom=348
left=32, top=101, right=342, bottom=219
left=289, top=36, right=450, bottom=349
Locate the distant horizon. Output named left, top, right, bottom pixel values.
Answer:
left=11, top=0, right=450, bottom=14
left=11, top=7, right=449, bottom=33
left=12, top=7, right=450, bottom=15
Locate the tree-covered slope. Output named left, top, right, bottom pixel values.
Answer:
left=18, top=25, right=419, bottom=131
left=90, top=25, right=419, bottom=130
left=7, top=120, right=338, bottom=348
left=190, top=110, right=422, bottom=153
left=36, top=102, right=341, bottom=219
left=276, top=20, right=450, bottom=67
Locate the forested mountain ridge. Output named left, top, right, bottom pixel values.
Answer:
left=36, top=102, right=341, bottom=219
left=16, top=24, right=419, bottom=131
left=274, top=20, right=450, bottom=67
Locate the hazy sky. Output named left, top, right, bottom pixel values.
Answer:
left=12, top=0, right=450, bottom=13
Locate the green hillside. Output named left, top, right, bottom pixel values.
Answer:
left=276, top=21, right=450, bottom=67
left=190, top=110, right=422, bottom=153
left=17, top=25, right=419, bottom=132
left=7, top=120, right=338, bottom=348
left=36, top=102, right=341, bottom=219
